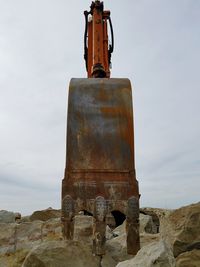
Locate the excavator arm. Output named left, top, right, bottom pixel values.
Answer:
left=84, top=1, right=114, bottom=78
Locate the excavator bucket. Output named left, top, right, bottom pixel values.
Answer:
left=62, top=78, right=140, bottom=255
left=61, top=0, right=140, bottom=256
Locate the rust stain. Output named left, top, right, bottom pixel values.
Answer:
left=62, top=78, right=139, bottom=211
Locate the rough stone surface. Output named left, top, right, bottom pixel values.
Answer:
left=101, top=253, right=117, bottom=267
left=0, top=223, right=16, bottom=255
left=139, top=213, right=157, bottom=234
left=116, top=240, right=175, bottom=267
left=108, top=217, right=161, bottom=262
left=106, top=213, right=116, bottom=229
left=141, top=207, right=173, bottom=233
left=113, top=214, right=158, bottom=237
left=16, top=221, right=43, bottom=251
left=160, top=202, right=200, bottom=257
left=0, top=249, right=28, bottom=267
left=42, top=218, right=63, bottom=242
left=140, top=208, right=166, bottom=233
left=113, top=220, right=126, bottom=237
left=176, top=249, right=200, bottom=267
left=20, top=216, right=31, bottom=223
left=140, top=233, right=160, bottom=247
left=1, top=205, right=199, bottom=266
left=30, top=208, right=61, bottom=222
left=0, top=218, right=63, bottom=262
left=106, top=232, right=161, bottom=263
left=141, top=207, right=173, bottom=218
left=73, top=215, right=93, bottom=243
left=22, top=240, right=101, bottom=267
left=106, top=225, right=114, bottom=240
left=106, top=233, right=132, bottom=262
left=0, top=210, right=21, bottom=223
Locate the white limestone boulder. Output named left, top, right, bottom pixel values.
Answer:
left=116, top=240, right=175, bottom=267
left=0, top=210, right=21, bottom=223
left=22, top=240, right=115, bottom=267
left=160, top=202, right=200, bottom=257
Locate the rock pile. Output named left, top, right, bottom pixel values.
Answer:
left=0, top=202, right=199, bottom=267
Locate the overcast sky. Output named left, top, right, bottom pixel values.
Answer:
left=0, top=0, right=199, bottom=215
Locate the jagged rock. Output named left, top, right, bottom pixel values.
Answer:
left=29, top=208, right=61, bottom=222
left=0, top=210, right=21, bottom=223
left=113, top=213, right=157, bottom=238
left=16, top=221, right=43, bottom=251
left=113, top=220, right=126, bottom=237
left=176, top=249, right=200, bottom=267
left=106, top=231, right=160, bottom=262
left=108, top=215, right=161, bottom=262
left=140, top=208, right=164, bottom=233
left=42, top=218, right=63, bottom=242
left=160, top=202, right=200, bottom=257
left=141, top=207, right=173, bottom=218
left=0, top=218, right=63, bottom=267
left=0, top=223, right=16, bottom=255
left=106, top=213, right=116, bottom=228
left=15, top=218, right=63, bottom=250
left=0, top=217, right=63, bottom=260
left=0, top=223, right=30, bottom=266
left=0, top=204, right=199, bottom=266
left=0, top=249, right=29, bottom=267
left=141, top=207, right=173, bottom=233
left=140, top=233, right=160, bottom=247
left=22, top=240, right=101, bottom=267
left=106, top=233, right=132, bottom=262
left=116, top=240, right=175, bottom=267
left=73, top=215, right=93, bottom=243
left=101, top=253, right=117, bottom=267
left=72, top=215, right=115, bottom=243
left=20, top=216, right=31, bottom=223
left=139, top=213, right=157, bottom=234
left=106, top=225, right=114, bottom=240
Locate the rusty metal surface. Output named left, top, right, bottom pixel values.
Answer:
left=66, top=78, right=135, bottom=171
left=62, top=78, right=140, bottom=254
left=62, top=78, right=139, bottom=212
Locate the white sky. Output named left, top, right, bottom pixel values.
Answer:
left=0, top=0, right=199, bottom=215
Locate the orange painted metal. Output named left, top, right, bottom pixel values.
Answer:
left=85, top=1, right=112, bottom=78
left=87, top=20, right=93, bottom=77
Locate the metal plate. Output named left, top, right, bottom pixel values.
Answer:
left=66, top=78, right=135, bottom=171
